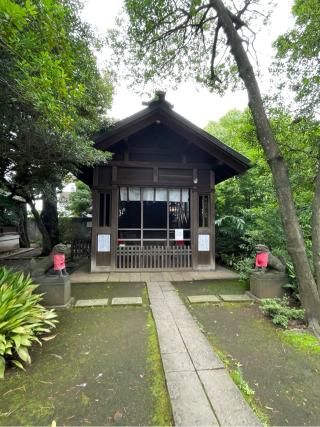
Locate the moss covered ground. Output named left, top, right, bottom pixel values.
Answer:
left=0, top=283, right=171, bottom=426
left=173, top=279, right=249, bottom=300
left=189, top=301, right=320, bottom=426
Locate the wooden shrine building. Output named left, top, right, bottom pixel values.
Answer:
left=80, top=92, right=250, bottom=272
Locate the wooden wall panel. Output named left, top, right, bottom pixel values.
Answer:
left=98, top=166, right=112, bottom=187
left=117, top=167, right=153, bottom=182
left=158, top=168, right=193, bottom=185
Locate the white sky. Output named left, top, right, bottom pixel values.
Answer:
left=81, top=0, right=294, bottom=127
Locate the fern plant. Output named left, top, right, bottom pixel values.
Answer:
left=0, top=267, right=58, bottom=378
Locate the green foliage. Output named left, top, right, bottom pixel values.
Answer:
left=67, top=181, right=92, bottom=217
left=0, top=0, right=113, bottom=208
left=274, top=0, right=320, bottom=117
left=0, top=267, right=58, bottom=378
left=205, top=108, right=317, bottom=279
left=111, top=1, right=271, bottom=91
left=260, top=297, right=305, bottom=329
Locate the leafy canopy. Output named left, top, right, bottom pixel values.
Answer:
left=67, top=181, right=92, bottom=217
left=110, top=0, right=271, bottom=92
left=0, top=0, right=113, bottom=200
left=274, top=0, right=320, bottom=117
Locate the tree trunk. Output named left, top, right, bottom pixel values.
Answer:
left=41, top=193, right=60, bottom=249
left=212, top=0, right=320, bottom=323
left=18, top=203, right=30, bottom=248
left=26, top=197, right=52, bottom=256
left=312, top=156, right=320, bottom=292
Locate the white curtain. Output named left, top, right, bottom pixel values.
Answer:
left=155, top=188, right=167, bottom=202
left=143, top=188, right=154, bottom=201
left=120, top=187, right=127, bottom=201
left=129, top=187, right=141, bottom=201
left=169, top=189, right=181, bottom=202
left=182, top=189, right=189, bottom=203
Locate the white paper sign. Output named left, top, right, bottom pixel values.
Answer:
left=175, top=229, right=184, bottom=241
left=86, top=221, right=92, bottom=228
left=97, top=234, right=110, bottom=252
left=198, top=234, right=210, bottom=252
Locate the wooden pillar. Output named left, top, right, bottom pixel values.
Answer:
left=210, top=171, right=216, bottom=270
left=191, top=189, right=198, bottom=270
left=90, top=189, right=98, bottom=272
left=110, top=187, right=118, bottom=270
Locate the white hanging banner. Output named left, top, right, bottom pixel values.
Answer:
left=175, top=229, right=184, bottom=241
left=97, top=234, right=110, bottom=252
left=198, top=234, right=210, bottom=251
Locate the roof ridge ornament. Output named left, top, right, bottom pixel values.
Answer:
left=142, top=90, right=173, bottom=109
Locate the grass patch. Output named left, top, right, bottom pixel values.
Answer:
left=147, top=311, right=173, bottom=426
left=279, top=330, right=320, bottom=354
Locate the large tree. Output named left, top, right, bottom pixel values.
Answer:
left=111, top=0, right=320, bottom=330
left=273, top=0, right=320, bottom=300
left=0, top=0, right=113, bottom=254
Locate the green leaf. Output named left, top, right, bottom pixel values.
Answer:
left=11, top=359, right=25, bottom=371
left=0, top=356, right=5, bottom=379
left=16, top=346, right=31, bottom=364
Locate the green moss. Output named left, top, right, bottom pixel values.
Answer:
left=279, top=330, right=320, bottom=354
left=141, top=286, right=149, bottom=308
left=173, top=279, right=249, bottom=299
left=147, top=311, right=173, bottom=426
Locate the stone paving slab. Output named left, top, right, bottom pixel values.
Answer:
left=188, top=295, right=221, bottom=304
left=160, top=282, right=177, bottom=291
left=75, top=298, right=109, bottom=307
left=161, top=352, right=195, bottom=373
left=155, top=319, right=187, bottom=354
left=198, top=369, right=261, bottom=426
left=166, top=371, right=219, bottom=426
left=111, top=297, right=142, bottom=306
left=219, top=294, right=254, bottom=302
left=179, top=326, right=224, bottom=371
left=147, top=281, right=260, bottom=427
left=70, top=263, right=239, bottom=283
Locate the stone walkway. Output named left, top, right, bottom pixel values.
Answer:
left=70, top=264, right=239, bottom=284
left=147, top=282, right=261, bottom=426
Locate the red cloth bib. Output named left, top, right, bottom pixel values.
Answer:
left=53, top=253, right=65, bottom=270
left=255, top=252, right=269, bottom=267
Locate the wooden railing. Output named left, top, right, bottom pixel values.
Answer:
left=71, top=239, right=91, bottom=260
left=117, top=245, right=192, bottom=270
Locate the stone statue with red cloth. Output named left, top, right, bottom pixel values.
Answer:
left=53, top=243, right=68, bottom=277
left=254, top=244, right=285, bottom=273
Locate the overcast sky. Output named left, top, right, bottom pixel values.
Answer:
left=81, top=0, right=294, bottom=128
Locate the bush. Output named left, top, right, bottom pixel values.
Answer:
left=260, top=297, right=305, bottom=328
left=0, top=267, right=58, bottom=378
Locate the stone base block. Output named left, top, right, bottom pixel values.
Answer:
left=35, top=275, right=72, bottom=308
left=187, top=295, right=220, bottom=304
left=250, top=271, right=288, bottom=299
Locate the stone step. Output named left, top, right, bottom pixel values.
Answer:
left=187, top=295, right=220, bottom=304
left=111, top=297, right=142, bottom=306
left=75, top=298, right=109, bottom=307
left=219, top=294, right=254, bottom=302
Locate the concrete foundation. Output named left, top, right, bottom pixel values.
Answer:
left=35, top=275, right=72, bottom=308
left=250, top=271, right=288, bottom=299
